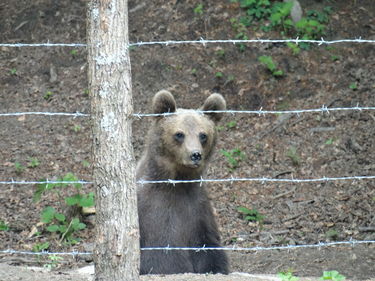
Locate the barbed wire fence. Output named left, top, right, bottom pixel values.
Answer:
left=1, top=37, right=375, bottom=258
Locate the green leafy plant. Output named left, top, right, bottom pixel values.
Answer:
left=44, top=254, right=63, bottom=270
left=41, top=206, right=86, bottom=244
left=44, top=91, right=54, bottom=100
left=33, top=173, right=94, bottom=244
left=226, top=121, right=237, bottom=129
left=10, top=68, right=17, bottom=75
left=0, top=220, right=9, bottom=231
left=325, top=229, right=339, bottom=240
left=72, top=124, right=82, bottom=133
left=307, top=6, right=333, bottom=24
left=32, top=242, right=50, bottom=252
left=82, top=160, right=90, bottom=168
left=330, top=55, right=340, bottom=62
left=258, top=55, right=283, bottom=77
left=320, top=271, right=346, bottom=281
left=215, top=71, right=224, bottom=78
left=226, top=74, right=236, bottom=84
left=268, top=1, right=293, bottom=31
left=278, top=269, right=299, bottom=281
left=238, top=0, right=272, bottom=22
left=349, top=82, right=358, bottom=90
left=287, top=42, right=301, bottom=55
left=237, top=206, right=265, bottom=224
left=70, top=49, right=78, bottom=57
left=28, top=157, right=40, bottom=168
left=325, top=138, right=335, bottom=145
left=230, top=18, right=248, bottom=51
left=34, top=173, right=94, bottom=207
left=191, top=68, right=197, bottom=76
left=14, top=161, right=25, bottom=174
left=231, top=1, right=332, bottom=51
left=215, top=49, right=226, bottom=58
left=65, top=192, right=95, bottom=208
left=286, top=146, right=300, bottom=166
left=294, top=18, right=325, bottom=39
left=193, top=3, right=204, bottom=15
left=220, top=148, right=246, bottom=171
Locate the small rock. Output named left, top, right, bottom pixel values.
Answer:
left=49, top=64, right=58, bottom=83
left=284, top=0, right=303, bottom=23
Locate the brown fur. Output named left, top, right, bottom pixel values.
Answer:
left=136, top=90, right=229, bottom=274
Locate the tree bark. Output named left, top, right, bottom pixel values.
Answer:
left=87, top=0, right=140, bottom=280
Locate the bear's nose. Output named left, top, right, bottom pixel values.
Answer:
left=190, top=151, right=202, bottom=163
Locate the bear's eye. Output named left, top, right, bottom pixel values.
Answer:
left=174, top=132, right=185, bottom=143
left=199, top=133, right=208, bottom=144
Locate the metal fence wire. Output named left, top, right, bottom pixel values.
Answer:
left=0, top=36, right=374, bottom=256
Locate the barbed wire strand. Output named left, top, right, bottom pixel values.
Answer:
left=129, top=38, right=375, bottom=47
left=1, top=38, right=375, bottom=48
left=0, top=112, right=89, bottom=117
left=1, top=240, right=374, bottom=256
left=134, top=106, right=375, bottom=118
left=0, top=43, right=87, bottom=47
left=137, top=175, right=375, bottom=185
left=1, top=105, right=375, bottom=118
left=1, top=175, right=375, bottom=186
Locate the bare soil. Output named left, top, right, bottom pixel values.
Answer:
left=0, top=0, right=374, bottom=280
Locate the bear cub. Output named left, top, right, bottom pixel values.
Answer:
left=136, top=90, right=229, bottom=275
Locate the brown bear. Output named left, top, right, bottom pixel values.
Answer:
left=136, top=90, right=229, bottom=275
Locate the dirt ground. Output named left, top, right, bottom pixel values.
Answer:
left=0, top=0, right=374, bottom=280
left=0, top=263, right=327, bottom=281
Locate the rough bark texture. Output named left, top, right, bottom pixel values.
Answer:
left=87, top=0, right=140, bottom=280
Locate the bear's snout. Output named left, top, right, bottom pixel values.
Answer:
left=190, top=151, right=202, bottom=163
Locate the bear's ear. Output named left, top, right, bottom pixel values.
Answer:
left=201, top=93, right=226, bottom=122
left=152, top=90, right=177, bottom=115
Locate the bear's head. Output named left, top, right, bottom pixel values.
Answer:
left=149, top=90, right=226, bottom=178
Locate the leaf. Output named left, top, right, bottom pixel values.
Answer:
left=77, top=222, right=86, bottom=230
left=41, top=206, right=56, bottom=223
left=79, top=192, right=95, bottom=207
left=54, top=213, right=66, bottom=222
left=273, top=70, right=284, bottom=76
left=32, top=242, right=50, bottom=252
left=33, top=179, right=56, bottom=202
left=65, top=194, right=81, bottom=206
left=71, top=218, right=86, bottom=231
left=258, top=55, right=276, bottom=71
left=320, top=271, right=346, bottom=281
left=47, top=225, right=59, bottom=232
left=59, top=225, right=68, bottom=233
left=245, top=215, right=256, bottom=220
left=0, top=220, right=9, bottom=231
left=237, top=206, right=252, bottom=214
left=62, top=172, right=81, bottom=189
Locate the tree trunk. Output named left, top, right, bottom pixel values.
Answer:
left=87, top=0, right=140, bottom=280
